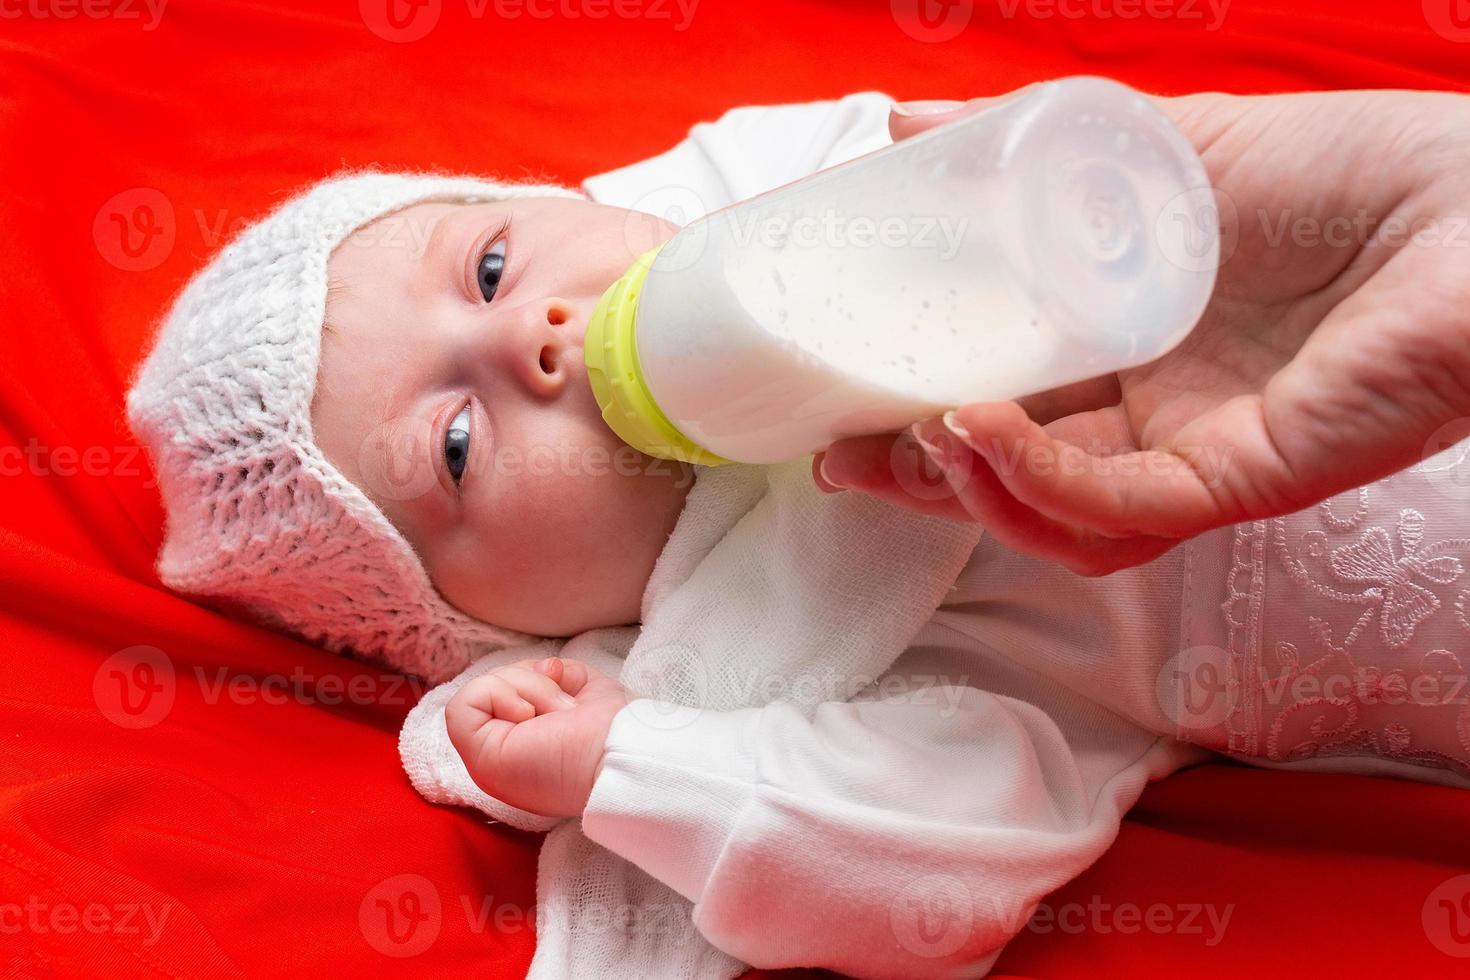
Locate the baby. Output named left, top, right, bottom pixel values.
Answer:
left=313, top=191, right=689, bottom=815
left=127, top=91, right=1470, bottom=978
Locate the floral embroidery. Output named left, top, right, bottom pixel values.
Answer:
left=1327, top=510, right=1464, bottom=648
left=1319, top=487, right=1368, bottom=531
left=1261, top=618, right=1470, bottom=774
left=1263, top=624, right=1358, bottom=762
left=1214, top=476, right=1470, bottom=781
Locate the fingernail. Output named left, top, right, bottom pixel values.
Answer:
left=942, top=410, right=981, bottom=452
left=892, top=99, right=964, bottom=117
left=818, top=455, right=849, bottom=493
left=910, top=417, right=952, bottom=466
left=557, top=693, right=577, bottom=708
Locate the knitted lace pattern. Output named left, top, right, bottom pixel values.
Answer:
left=126, top=172, right=586, bottom=682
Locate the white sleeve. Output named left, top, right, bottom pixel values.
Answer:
left=580, top=649, right=1204, bottom=978
left=580, top=91, right=898, bottom=219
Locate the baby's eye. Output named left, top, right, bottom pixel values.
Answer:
left=477, top=239, right=506, bottom=303
left=445, top=404, right=471, bottom=483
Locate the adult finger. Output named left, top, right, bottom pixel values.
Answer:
left=814, top=430, right=975, bottom=521
left=814, top=377, right=1129, bottom=513
left=910, top=415, right=1182, bottom=574
left=944, top=400, right=1238, bottom=538
left=816, top=418, right=1180, bottom=573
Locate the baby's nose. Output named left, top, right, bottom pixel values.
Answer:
left=507, top=299, right=576, bottom=400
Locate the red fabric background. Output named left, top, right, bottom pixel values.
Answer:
left=3, top=0, right=1469, bottom=976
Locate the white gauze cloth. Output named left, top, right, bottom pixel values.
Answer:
left=400, top=454, right=986, bottom=977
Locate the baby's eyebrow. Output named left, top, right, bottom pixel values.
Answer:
left=422, top=210, right=456, bottom=281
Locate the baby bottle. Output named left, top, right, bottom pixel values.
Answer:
left=584, top=76, right=1220, bottom=466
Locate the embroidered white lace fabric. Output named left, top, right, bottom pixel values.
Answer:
left=1179, top=438, right=1470, bottom=786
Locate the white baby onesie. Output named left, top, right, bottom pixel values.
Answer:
left=573, top=91, right=1204, bottom=977
left=570, top=91, right=1470, bottom=977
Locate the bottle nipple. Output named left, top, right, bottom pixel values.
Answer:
left=583, top=246, right=733, bottom=467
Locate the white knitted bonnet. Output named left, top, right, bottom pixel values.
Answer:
left=126, top=171, right=588, bottom=683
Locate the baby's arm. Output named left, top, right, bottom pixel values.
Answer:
left=585, top=688, right=1192, bottom=976
left=448, top=649, right=1204, bottom=977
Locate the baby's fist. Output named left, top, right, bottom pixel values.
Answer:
left=445, top=656, right=627, bottom=818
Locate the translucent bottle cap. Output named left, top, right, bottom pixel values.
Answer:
left=583, top=245, right=733, bottom=467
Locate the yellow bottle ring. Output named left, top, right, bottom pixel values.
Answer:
left=583, top=245, right=733, bottom=467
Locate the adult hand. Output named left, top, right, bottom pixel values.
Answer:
left=814, top=88, right=1470, bottom=575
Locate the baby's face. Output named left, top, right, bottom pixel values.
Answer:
left=313, top=197, right=694, bottom=637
